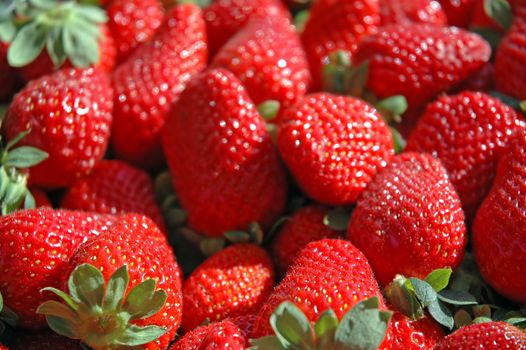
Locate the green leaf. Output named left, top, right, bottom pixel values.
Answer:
left=484, top=0, right=512, bottom=30
left=24, top=191, right=36, bottom=209
left=323, top=207, right=350, bottom=231
left=46, top=26, right=66, bottom=67
left=390, top=127, right=406, bottom=154
left=68, top=264, right=105, bottom=309
left=4, top=146, right=48, bottom=168
left=114, top=324, right=167, bottom=346
left=45, top=315, right=78, bottom=339
left=0, top=20, right=16, bottom=43
left=257, top=100, right=280, bottom=121
left=347, top=60, right=369, bottom=97
left=5, top=130, right=30, bottom=151
left=103, top=265, right=129, bottom=312
left=0, top=168, right=9, bottom=202
left=425, top=268, right=452, bottom=292
left=428, top=299, right=454, bottom=330
left=376, top=95, right=408, bottom=117
left=62, top=22, right=99, bottom=68
left=7, top=22, right=47, bottom=67
left=0, top=305, right=18, bottom=327
left=75, top=5, right=107, bottom=24
left=384, top=276, right=423, bottom=319
left=249, top=336, right=288, bottom=350
left=473, top=316, right=492, bottom=324
left=409, top=278, right=437, bottom=307
left=270, top=301, right=314, bottom=347
left=2, top=181, right=27, bottom=214
left=224, top=230, right=251, bottom=244
left=122, top=279, right=167, bottom=320
left=315, top=309, right=339, bottom=348
left=41, top=287, right=79, bottom=311
left=36, top=300, right=78, bottom=323
left=294, top=10, right=309, bottom=33
left=437, top=290, right=478, bottom=306
left=200, top=238, right=225, bottom=256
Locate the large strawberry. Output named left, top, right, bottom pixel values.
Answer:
left=380, top=0, right=447, bottom=26
left=2, top=68, right=113, bottom=189
left=10, top=330, right=81, bottom=350
left=111, top=4, right=207, bottom=169
left=439, top=0, right=477, bottom=27
left=170, top=320, right=247, bottom=350
left=348, top=152, right=467, bottom=286
left=301, top=0, right=380, bottom=89
left=433, top=322, right=526, bottom=349
left=472, top=131, right=526, bottom=303
left=38, top=214, right=183, bottom=349
left=60, top=160, right=166, bottom=231
left=211, top=17, right=311, bottom=120
left=0, top=43, right=18, bottom=102
left=352, top=24, right=491, bottom=112
left=162, top=68, right=288, bottom=237
left=0, top=209, right=117, bottom=328
left=406, top=92, right=525, bottom=219
left=278, top=93, right=393, bottom=206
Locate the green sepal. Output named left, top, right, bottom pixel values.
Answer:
left=375, top=95, right=408, bottom=124
left=323, top=207, right=350, bottom=231
left=390, top=127, right=406, bottom=154
left=0, top=291, right=18, bottom=330
left=294, top=10, right=310, bottom=33
left=257, top=100, right=281, bottom=121
left=484, top=0, right=512, bottom=30
left=224, top=222, right=264, bottom=245
left=314, top=309, right=338, bottom=348
left=322, top=50, right=352, bottom=94
left=4, top=146, right=48, bottom=168
left=270, top=301, right=315, bottom=347
left=425, top=269, right=452, bottom=293
left=346, top=61, right=369, bottom=98
left=200, top=238, right=226, bottom=256
left=249, top=336, right=288, bottom=350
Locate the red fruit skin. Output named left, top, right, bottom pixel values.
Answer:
left=455, top=62, right=494, bottom=92
left=204, top=0, right=290, bottom=56
left=211, top=18, right=311, bottom=121
left=163, top=68, right=288, bottom=237
left=278, top=93, right=394, bottom=205
left=30, top=188, right=52, bottom=207
left=66, top=214, right=183, bottom=350
left=472, top=132, right=526, bottom=303
left=470, top=0, right=505, bottom=31
left=10, top=330, right=82, bottom=350
left=182, top=244, right=275, bottom=332
left=380, top=312, right=445, bottom=350
left=252, top=239, right=385, bottom=338
left=380, top=0, right=447, bottom=26
left=301, top=0, right=380, bottom=90
left=434, top=322, right=526, bottom=349
left=111, top=4, right=207, bottom=169
left=3, top=68, right=113, bottom=189
left=270, top=205, right=342, bottom=276
left=406, top=92, right=525, bottom=220
left=0, top=42, right=18, bottom=102
left=107, top=0, right=164, bottom=62
left=348, top=152, right=467, bottom=286
left=0, top=209, right=117, bottom=329
left=170, top=320, right=247, bottom=350
left=353, top=25, right=491, bottom=111
left=439, top=0, right=477, bottom=27
left=60, top=160, right=166, bottom=231
left=17, top=24, right=116, bottom=83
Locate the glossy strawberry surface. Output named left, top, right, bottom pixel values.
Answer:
left=434, top=322, right=526, bottom=349
left=380, top=0, right=447, bottom=26
left=170, top=320, right=246, bottom=350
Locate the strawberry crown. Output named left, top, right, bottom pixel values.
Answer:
left=37, top=263, right=168, bottom=350
left=249, top=297, right=392, bottom=350
left=0, top=291, right=18, bottom=338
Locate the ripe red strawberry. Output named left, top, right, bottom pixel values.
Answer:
left=472, top=132, right=526, bottom=303
left=0, top=209, right=117, bottom=328
left=406, top=92, right=525, bottom=220
left=10, top=330, right=81, bottom=350
left=433, top=322, right=526, bottom=349
left=204, top=0, right=290, bottom=56
left=211, top=17, right=311, bottom=120
left=182, top=244, right=274, bottom=332
left=60, top=160, right=166, bottom=231
left=2, top=68, right=113, bottom=189
left=170, top=320, right=247, bottom=350
left=455, top=62, right=494, bottom=92
left=0, top=345, right=6, bottom=350
left=270, top=205, right=342, bottom=276
left=382, top=312, right=445, bottom=349
left=107, top=0, right=164, bottom=62
left=43, top=214, right=183, bottom=350
left=162, top=68, right=288, bottom=237
left=470, top=0, right=507, bottom=31
left=252, top=239, right=385, bottom=337
left=348, top=152, right=467, bottom=286
left=439, top=0, right=477, bottom=27
left=111, top=4, right=207, bottom=169
left=380, top=0, right=447, bottom=26
left=353, top=25, right=491, bottom=112
left=278, top=93, right=393, bottom=205
left=301, top=0, right=380, bottom=89
left=0, top=42, right=18, bottom=102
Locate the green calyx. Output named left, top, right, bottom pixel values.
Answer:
left=322, top=50, right=353, bottom=95
left=257, top=100, right=281, bottom=122
left=0, top=129, right=48, bottom=215
left=0, top=291, right=19, bottom=337
left=7, top=0, right=106, bottom=68
left=37, top=264, right=168, bottom=350
left=483, top=0, right=512, bottom=31
left=323, top=207, right=350, bottom=231
left=249, top=297, right=392, bottom=350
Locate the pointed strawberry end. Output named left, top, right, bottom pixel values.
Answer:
left=37, top=264, right=168, bottom=350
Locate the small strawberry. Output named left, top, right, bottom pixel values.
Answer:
left=211, top=17, right=311, bottom=120
left=301, top=0, right=381, bottom=89
left=182, top=244, right=274, bottom=332
left=111, top=4, right=207, bottom=169
left=278, top=93, right=393, bottom=206
left=433, top=322, right=526, bottom=349
left=382, top=312, right=445, bottom=349
left=269, top=205, right=343, bottom=276
left=2, top=68, right=113, bottom=189
left=472, top=131, right=526, bottom=303
left=60, top=160, right=166, bottom=231
left=170, top=320, right=247, bottom=350
left=204, top=0, right=290, bottom=56
left=406, top=92, right=525, bottom=219
left=348, top=152, right=467, bottom=286
left=0, top=43, right=18, bottom=102
left=107, top=0, right=164, bottom=62
left=380, top=0, right=447, bottom=26
left=439, top=0, right=477, bottom=27
left=162, top=68, right=288, bottom=237
left=0, top=209, right=117, bottom=328
left=10, top=330, right=81, bottom=350
left=38, top=214, right=183, bottom=350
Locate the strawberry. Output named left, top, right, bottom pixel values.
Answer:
left=301, top=0, right=381, bottom=89
left=0, top=43, right=18, bottom=102
left=204, top=0, right=290, bottom=56
left=455, top=62, right=494, bottom=92
left=60, top=160, right=166, bottom=231
left=0, top=209, right=117, bottom=328
left=347, top=152, right=467, bottom=286
left=2, top=68, right=113, bottom=189
left=433, top=322, right=526, bottom=349
left=439, top=0, right=477, bottom=27
left=162, top=68, right=288, bottom=237
left=382, top=312, right=445, bottom=349
left=170, top=320, right=247, bottom=350
left=39, top=214, right=183, bottom=350
left=111, top=4, right=207, bottom=169
left=30, top=188, right=52, bottom=208
left=252, top=239, right=385, bottom=337
left=380, top=0, right=447, bottom=26
left=107, top=0, right=164, bottom=62
left=182, top=244, right=274, bottom=332
left=352, top=24, right=491, bottom=112
left=269, top=205, right=342, bottom=276
left=278, top=93, right=393, bottom=206
left=211, top=17, right=311, bottom=120
left=472, top=131, right=526, bottom=303
left=10, top=330, right=81, bottom=350
left=406, top=92, right=524, bottom=220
